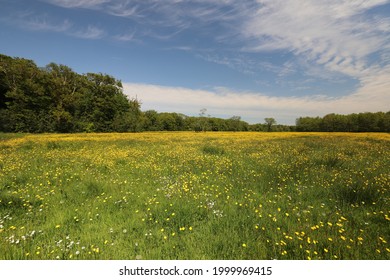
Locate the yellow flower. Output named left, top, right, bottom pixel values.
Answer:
left=55, top=225, right=61, bottom=229
left=242, top=243, right=247, bottom=248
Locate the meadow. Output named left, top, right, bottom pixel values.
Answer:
left=0, top=132, right=389, bottom=260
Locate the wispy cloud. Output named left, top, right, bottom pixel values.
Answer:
left=28, top=18, right=72, bottom=32
left=71, top=25, right=105, bottom=39
left=113, top=30, right=140, bottom=42
left=243, top=0, right=390, bottom=79
left=8, top=11, right=105, bottom=40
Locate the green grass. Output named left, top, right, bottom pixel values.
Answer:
left=0, top=132, right=389, bottom=260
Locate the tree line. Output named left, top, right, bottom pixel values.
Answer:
left=0, top=54, right=292, bottom=133
left=1, top=54, right=388, bottom=133
left=296, top=112, right=390, bottom=132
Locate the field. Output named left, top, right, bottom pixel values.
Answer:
left=0, top=132, right=389, bottom=260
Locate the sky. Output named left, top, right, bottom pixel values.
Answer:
left=0, top=0, right=389, bottom=125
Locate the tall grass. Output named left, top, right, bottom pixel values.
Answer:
left=0, top=132, right=389, bottom=259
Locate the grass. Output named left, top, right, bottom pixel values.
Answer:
left=0, top=132, right=389, bottom=260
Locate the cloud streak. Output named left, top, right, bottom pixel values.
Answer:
left=5, top=10, right=105, bottom=40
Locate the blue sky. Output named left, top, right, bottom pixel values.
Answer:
left=1, top=0, right=389, bottom=124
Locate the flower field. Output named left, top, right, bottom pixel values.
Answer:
left=0, top=132, right=389, bottom=260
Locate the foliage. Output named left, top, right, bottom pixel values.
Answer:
left=0, top=132, right=389, bottom=260
left=296, top=112, right=390, bottom=132
left=0, top=54, right=141, bottom=133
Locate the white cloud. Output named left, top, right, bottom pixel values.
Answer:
left=122, top=81, right=390, bottom=125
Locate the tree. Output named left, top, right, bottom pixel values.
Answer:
left=196, top=108, right=209, bottom=132
left=264, top=117, right=276, bottom=132
left=227, top=116, right=242, bottom=131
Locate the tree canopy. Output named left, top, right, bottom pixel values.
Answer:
left=0, top=54, right=141, bottom=133
left=296, top=112, right=390, bottom=132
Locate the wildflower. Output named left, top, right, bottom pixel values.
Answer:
left=379, top=237, right=387, bottom=244
left=55, top=225, right=60, bottom=229
left=242, top=243, right=247, bottom=248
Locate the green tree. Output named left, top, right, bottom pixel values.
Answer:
left=264, top=117, right=276, bottom=132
